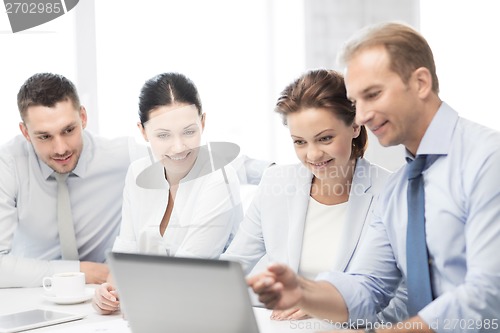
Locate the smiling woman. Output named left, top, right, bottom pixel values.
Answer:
left=116, top=72, right=242, bottom=257
left=93, top=72, right=244, bottom=315
left=221, top=69, right=407, bottom=323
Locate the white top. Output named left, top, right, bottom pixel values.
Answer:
left=112, top=149, right=243, bottom=259
left=298, top=198, right=348, bottom=280
left=0, top=132, right=146, bottom=287
left=220, top=159, right=391, bottom=275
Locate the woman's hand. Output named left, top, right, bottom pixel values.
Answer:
left=92, top=282, right=120, bottom=315
left=271, top=307, right=311, bottom=320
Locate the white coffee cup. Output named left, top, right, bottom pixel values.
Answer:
left=42, top=272, right=85, bottom=298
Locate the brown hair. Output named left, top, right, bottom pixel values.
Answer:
left=17, top=73, right=81, bottom=121
left=338, top=22, right=439, bottom=93
left=275, top=69, right=367, bottom=159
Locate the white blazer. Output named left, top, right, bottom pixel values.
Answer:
left=222, top=158, right=390, bottom=274
left=221, top=158, right=408, bottom=322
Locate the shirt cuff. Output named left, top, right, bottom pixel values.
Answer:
left=316, top=271, right=379, bottom=325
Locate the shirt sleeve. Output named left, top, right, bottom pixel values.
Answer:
left=316, top=198, right=403, bottom=325
left=418, top=150, right=500, bottom=333
left=0, top=149, right=80, bottom=287
left=112, top=165, right=139, bottom=253
left=220, top=176, right=267, bottom=274
left=0, top=256, right=78, bottom=287
left=0, top=149, right=19, bottom=257
left=230, top=155, right=274, bottom=185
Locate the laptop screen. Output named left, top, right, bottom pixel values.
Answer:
left=107, top=252, right=260, bottom=333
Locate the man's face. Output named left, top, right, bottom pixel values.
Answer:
left=19, top=99, right=87, bottom=174
left=345, top=45, right=424, bottom=153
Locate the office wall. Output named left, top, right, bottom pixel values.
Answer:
left=2, top=0, right=499, bottom=173
left=0, top=10, right=78, bottom=143
left=301, top=0, right=419, bottom=171
left=92, top=0, right=306, bottom=165
left=87, top=0, right=420, bottom=171
left=421, top=0, right=500, bottom=132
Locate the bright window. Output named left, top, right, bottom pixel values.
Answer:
left=420, top=0, right=500, bottom=130
left=0, top=9, right=77, bottom=144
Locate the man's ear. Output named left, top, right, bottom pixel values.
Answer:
left=137, top=122, right=149, bottom=142
left=19, top=122, right=31, bottom=142
left=413, top=67, right=433, bottom=99
left=79, top=106, right=88, bottom=129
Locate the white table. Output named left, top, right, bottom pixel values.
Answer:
left=0, top=286, right=337, bottom=332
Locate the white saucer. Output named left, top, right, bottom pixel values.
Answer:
left=42, top=287, right=94, bottom=305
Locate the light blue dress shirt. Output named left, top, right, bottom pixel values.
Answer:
left=0, top=132, right=146, bottom=287
left=318, top=102, right=500, bottom=332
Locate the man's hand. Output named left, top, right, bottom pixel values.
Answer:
left=247, top=263, right=303, bottom=310
left=80, top=262, right=109, bottom=284
left=248, top=263, right=350, bottom=323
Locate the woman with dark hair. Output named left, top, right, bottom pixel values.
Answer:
left=221, top=69, right=406, bottom=322
left=93, top=72, right=242, bottom=314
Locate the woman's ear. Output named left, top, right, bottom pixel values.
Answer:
left=200, top=113, right=206, bottom=131
left=137, top=122, right=149, bottom=142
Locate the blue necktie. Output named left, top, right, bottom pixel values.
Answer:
left=406, top=155, right=435, bottom=316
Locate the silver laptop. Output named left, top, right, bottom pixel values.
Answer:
left=107, top=252, right=260, bottom=333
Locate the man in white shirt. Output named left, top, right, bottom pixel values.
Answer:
left=0, top=73, right=145, bottom=287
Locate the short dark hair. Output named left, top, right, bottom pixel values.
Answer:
left=275, top=69, right=368, bottom=159
left=138, top=72, right=202, bottom=125
left=17, top=73, right=81, bottom=120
